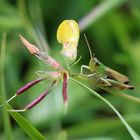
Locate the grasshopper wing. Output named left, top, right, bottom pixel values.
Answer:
left=106, top=67, right=129, bottom=84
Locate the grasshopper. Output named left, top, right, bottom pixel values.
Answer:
left=78, top=34, right=134, bottom=90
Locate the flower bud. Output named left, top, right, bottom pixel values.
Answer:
left=57, top=20, right=80, bottom=64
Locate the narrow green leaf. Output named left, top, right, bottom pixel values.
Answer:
left=79, top=0, right=127, bottom=31
left=8, top=105, right=46, bottom=140
left=102, top=87, right=140, bottom=104
left=70, top=77, right=140, bottom=140
left=0, top=33, right=13, bottom=140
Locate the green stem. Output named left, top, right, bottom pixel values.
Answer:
left=79, top=0, right=127, bottom=31
left=17, top=0, right=35, bottom=37
left=17, top=0, right=50, bottom=51
left=0, top=33, right=13, bottom=140
left=102, top=87, right=140, bottom=104
left=70, top=77, right=140, bottom=140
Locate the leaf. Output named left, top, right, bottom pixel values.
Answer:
left=0, top=33, right=13, bottom=140
left=8, top=105, right=46, bottom=140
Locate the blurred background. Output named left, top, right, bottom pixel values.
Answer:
left=0, top=0, right=140, bottom=140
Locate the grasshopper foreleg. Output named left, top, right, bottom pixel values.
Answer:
left=80, top=65, right=91, bottom=75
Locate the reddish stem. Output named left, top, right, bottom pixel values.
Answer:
left=62, top=72, right=68, bottom=104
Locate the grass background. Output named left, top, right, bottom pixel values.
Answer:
left=0, top=0, right=140, bottom=139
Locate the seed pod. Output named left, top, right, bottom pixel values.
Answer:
left=57, top=20, right=80, bottom=65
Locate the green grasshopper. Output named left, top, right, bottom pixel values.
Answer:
left=78, top=34, right=134, bottom=90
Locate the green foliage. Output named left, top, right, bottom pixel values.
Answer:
left=70, top=78, right=140, bottom=140
left=8, top=105, right=46, bottom=140
left=0, top=0, right=140, bottom=140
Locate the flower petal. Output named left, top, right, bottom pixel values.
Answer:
left=16, top=78, right=44, bottom=96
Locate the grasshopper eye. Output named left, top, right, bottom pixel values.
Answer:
left=93, top=58, right=99, bottom=66
left=95, top=61, right=100, bottom=67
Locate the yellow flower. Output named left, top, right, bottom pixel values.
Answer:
left=57, top=19, right=80, bottom=65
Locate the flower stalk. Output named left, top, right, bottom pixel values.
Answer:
left=62, top=72, right=68, bottom=112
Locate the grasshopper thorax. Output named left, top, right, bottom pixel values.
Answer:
left=89, top=57, right=99, bottom=73
left=89, top=57, right=107, bottom=78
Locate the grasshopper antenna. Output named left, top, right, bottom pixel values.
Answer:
left=84, top=33, right=93, bottom=58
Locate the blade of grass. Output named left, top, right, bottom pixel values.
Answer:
left=28, top=0, right=50, bottom=51
left=79, top=0, right=127, bottom=31
left=70, top=77, right=140, bottom=140
left=0, top=33, right=13, bottom=140
left=17, top=0, right=50, bottom=51
left=102, top=87, right=140, bottom=104
left=17, top=0, right=35, bottom=37
left=7, top=105, right=46, bottom=140
left=67, top=113, right=140, bottom=137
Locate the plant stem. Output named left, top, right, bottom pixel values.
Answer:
left=102, top=87, right=140, bottom=104
left=17, top=0, right=50, bottom=51
left=79, top=0, right=127, bottom=31
left=0, top=33, right=13, bottom=140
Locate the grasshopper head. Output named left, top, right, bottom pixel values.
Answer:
left=89, top=57, right=100, bottom=72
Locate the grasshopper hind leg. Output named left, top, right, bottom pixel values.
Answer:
left=106, top=79, right=134, bottom=90
left=86, top=73, right=111, bottom=87
left=97, top=77, right=111, bottom=87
